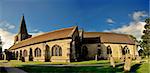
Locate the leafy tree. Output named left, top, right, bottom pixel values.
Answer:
left=141, top=18, right=150, bottom=57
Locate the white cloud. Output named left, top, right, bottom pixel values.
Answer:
left=29, top=29, right=44, bottom=36
left=0, top=28, right=44, bottom=51
left=104, top=22, right=145, bottom=40
left=0, top=20, right=45, bottom=50
left=0, top=20, right=16, bottom=30
left=0, top=20, right=16, bottom=50
left=0, top=28, right=15, bottom=50
left=104, top=11, right=148, bottom=41
left=106, top=18, right=115, bottom=24
left=132, top=11, right=148, bottom=21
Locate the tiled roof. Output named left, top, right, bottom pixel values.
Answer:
left=9, top=26, right=77, bottom=50
left=84, top=32, right=135, bottom=44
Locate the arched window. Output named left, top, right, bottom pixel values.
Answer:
left=52, top=45, right=62, bottom=56
left=107, top=45, right=112, bottom=54
left=23, top=50, right=28, bottom=57
left=121, top=46, right=126, bottom=55
left=34, top=48, right=41, bottom=57
left=124, top=46, right=130, bottom=54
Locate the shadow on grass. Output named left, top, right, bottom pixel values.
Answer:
left=130, top=63, right=142, bottom=73
left=17, top=63, right=125, bottom=73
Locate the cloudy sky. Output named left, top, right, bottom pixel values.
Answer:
left=0, top=0, right=149, bottom=50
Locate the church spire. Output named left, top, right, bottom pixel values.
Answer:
left=14, top=15, right=32, bottom=44
left=19, top=15, right=28, bottom=34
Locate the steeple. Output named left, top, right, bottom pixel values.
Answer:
left=19, top=15, right=28, bottom=34
left=14, top=15, right=32, bottom=44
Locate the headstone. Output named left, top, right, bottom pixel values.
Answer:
left=110, top=56, right=115, bottom=68
left=124, top=54, right=132, bottom=72
left=3, top=53, right=6, bottom=60
left=95, top=54, right=98, bottom=61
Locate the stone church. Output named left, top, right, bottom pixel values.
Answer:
left=9, top=16, right=139, bottom=62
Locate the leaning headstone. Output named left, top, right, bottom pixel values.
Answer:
left=124, top=54, right=132, bottom=72
left=110, top=56, right=115, bottom=68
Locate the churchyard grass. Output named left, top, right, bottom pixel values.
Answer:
left=1, top=58, right=149, bottom=73
left=71, top=60, right=109, bottom=65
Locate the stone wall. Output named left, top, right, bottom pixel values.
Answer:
left=12, top=39, right=72, bottom=63
left=82, top=43, right=138, bottom=60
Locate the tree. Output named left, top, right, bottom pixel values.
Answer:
left=141, top=18, right=150, bottom=57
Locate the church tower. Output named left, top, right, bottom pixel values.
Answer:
left=14, top=15, right=32, bottom=44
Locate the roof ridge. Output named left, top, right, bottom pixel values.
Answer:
left=85, top=32, right=129, bottom=36
left=29, top=26, right=76, bottom=39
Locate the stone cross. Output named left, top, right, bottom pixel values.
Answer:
left=124, top=54, right=132, bottom=72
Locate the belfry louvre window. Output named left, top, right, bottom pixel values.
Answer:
left=34, top=48, right=41, bottom=57
left=23, top=50, right=28, bottom=57
left=52, top=45, right=62, bottom=56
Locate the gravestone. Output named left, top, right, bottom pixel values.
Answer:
left=3, top=53, right=6, bottom=60
left=95, top=54, right=98, bottom=61
left=110, top=56, right=115, bottom=68
left=124, top=54, right=132, bottom=72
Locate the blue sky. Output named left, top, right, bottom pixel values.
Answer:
left=0, top=0, right=149, bottom=49
left=0, top=0, right=149, bottom=33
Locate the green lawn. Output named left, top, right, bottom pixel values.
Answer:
left=136, top=62, right=150, bottom=73
left=1, top=59, right=149, bottom=73
left=0, top=60, right=109, bottom=67
left=71, top=60, right=109, bottom=65
left=18, top=65, right=124, bottom=73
